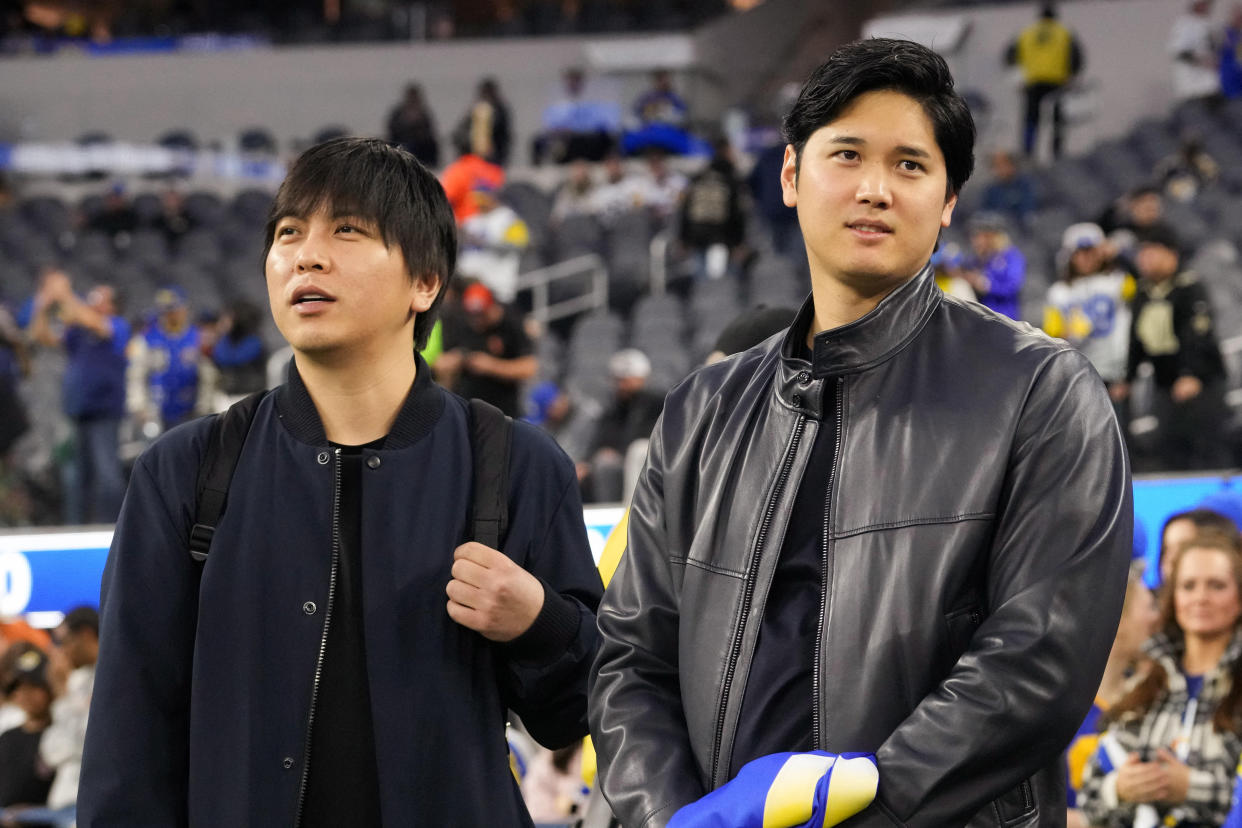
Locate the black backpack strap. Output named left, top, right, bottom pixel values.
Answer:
left=468, top=398, right=512, bottom=550
left=190, top=390, right=268, bottom=562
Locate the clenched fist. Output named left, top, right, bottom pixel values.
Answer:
left=446, top=542, right=545, bottom=642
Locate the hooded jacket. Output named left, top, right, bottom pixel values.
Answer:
left=590, top=267, right=1133, bottom=828
left=79, top=358, right=603, bottom=826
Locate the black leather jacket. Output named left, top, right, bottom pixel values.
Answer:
left=589, top=267, right=1133, bottom=828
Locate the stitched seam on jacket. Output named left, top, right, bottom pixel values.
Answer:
left=668, top=556, right=747, bottom=578
left=833, top=511, right=996, bottom=539
left=639, top=800, right=676, bottom=828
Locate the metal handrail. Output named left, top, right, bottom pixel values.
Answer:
left=516, top=253, right=609, bottom=324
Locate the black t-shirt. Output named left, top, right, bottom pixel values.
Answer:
left=730, top=346, right=837, bottom=774
left=442, top=309, right=533, bottom=417
left=301, top=441, right=384, bottom=828
left=0, top=725, right=53, bottom=807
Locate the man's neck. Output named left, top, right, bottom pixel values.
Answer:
left=295, top=348, right=418, bottom=446
left=806, top=270, right=912, bottom=343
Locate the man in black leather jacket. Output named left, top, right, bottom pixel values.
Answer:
left=589, top=39, right=1133, bottom=828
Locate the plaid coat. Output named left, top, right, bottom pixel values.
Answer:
left=1079, top=631, right=1242, bottom=827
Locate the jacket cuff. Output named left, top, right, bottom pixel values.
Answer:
left=503, top=579, right=580, bottom=662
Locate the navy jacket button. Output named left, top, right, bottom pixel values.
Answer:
left=303, top=601, right=317, bottom=615
left=366, top=455, right=381, bottom=469
left=316, top=451, right=330, bottom=465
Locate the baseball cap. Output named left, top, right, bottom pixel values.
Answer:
left=1061, top=223, right=1105, bottom=252
left=154, top=285, right=188, bottom=311
left=609, top=348, right=651, bottom=380
left=4, top=648, right=50, bottom=694
left=461, top=283, right=495, bottom=314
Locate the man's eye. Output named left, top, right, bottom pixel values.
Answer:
left=276, top=226, right=297, bottom=237
left=837, top=150, right=859, bottom=161
left=899, top=160, right=924, bottom=172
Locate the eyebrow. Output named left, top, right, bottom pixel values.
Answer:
left=826, top=135, right=933, bottom=159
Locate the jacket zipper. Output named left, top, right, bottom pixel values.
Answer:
left=293, top=447, right=342, bottom=827
left=812, top=377, right=844, bottom=750
left=710, top=415, right=807, bottom=786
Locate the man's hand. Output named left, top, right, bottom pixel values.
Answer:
left=446, top=542, right=544, bottom=642
left=1116, top=753, right=1170, bottom=803
left=1171, top=375, right=1203, bottom=403
left=464, top=351, right=499, bottom=376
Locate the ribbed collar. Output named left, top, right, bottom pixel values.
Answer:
left=782, top=264, right=941, bottom=379
left=274, top=353, right=446, bottom=449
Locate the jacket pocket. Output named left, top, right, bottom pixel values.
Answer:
left=989, top=778, right=1036, bottom=826
left=940, top=602, right=982, bottom=675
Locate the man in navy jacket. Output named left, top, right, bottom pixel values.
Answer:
left=79, top=137, right=603, bottom=826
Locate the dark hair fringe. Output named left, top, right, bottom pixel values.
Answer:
left=262, top=137, right=456, bottom=350
left=782, top=37, right=976, bottom=196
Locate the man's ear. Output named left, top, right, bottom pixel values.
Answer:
left=941, top=192, right=958, bottom=229
left=780, top=145, right=799, bottom=208
left=410, top=272, right=441, bottom=314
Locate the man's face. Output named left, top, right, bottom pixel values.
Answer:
left=1130, top=193, right=1162, bottom=226
left=1137, top=243, right=1178, bottom=282
left=58, top=626, right=97, bottom=669
left=780, top=89, right=956, bottom=302
left=11, top=682, right=51, bottom=720
left=265, top=209, right=439, bottom=360
left=87, top=285, right=115, bottom=316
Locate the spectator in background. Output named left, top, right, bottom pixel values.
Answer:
left=386, top=83, right=440, bottom=168
left=929, top=242, right=977, bottom=303
left=1158, top=507, right=1242, bottom=586
left=532, top=67, right=620, bottom=165
left=1155, top=132, right=1220, bottom=202
left=703, top=305, right=799, bottom=366
left=961, top=213, right=1025, bottom=320
left=29, top=270, right=128, bottom=525
left=440, top=136, right=506, bottom=225
left=1169, top=0, right=1223, bottom=109
left=578, top=348, right=663, bottom=504
left=1005, top=2, right=1084, bottom=158
left=0, top=649, right=54, bottom=814
left=148, top=188, right=192, bottom=244
left=1222, top=4, right=1242, bottom=99
left=980, top=149, right=1038, bottom=230
left=1043, top=222, right=1136, bottom=390
left=622, top=69, right=696, bottom=157
left=550, top=160, right=600, bottom=225
left=634, top=148, right=688, bottom=225
left=437, top=282, right=537, bottom=417
left=679, top=138, right=746, bottom=281
left=592, top=153, right=642, bottom=224
left=128, top=286, right=209, bottom=433
left=210, top=300, right=268, bottom=405
left=0, top=303, right=29, bottom=469
left=455, top=77, right=512, bottom=166
left=456, top=183, right=530, bottom=304
left=36, top=606, right=98, bottom=826
left=1115, top=226, right=1228, bottom=471
left=1079, top=534, right=1242, bottom=828
left=1066, top=563, right=1160, bottom=828
left=86, top=183, right=137, bottom=241
left=748, top=134, right=801, bottom=259
left=522, top=743, right=587, bottom=823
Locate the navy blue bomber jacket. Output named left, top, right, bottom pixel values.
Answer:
left=78, top=357, right=604, bottom=827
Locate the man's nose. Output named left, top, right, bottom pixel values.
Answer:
left=856, top=168, right=891, bottom=208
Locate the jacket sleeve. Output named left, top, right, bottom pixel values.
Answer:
left=497, top=443, right=604, bottom=750
left=870, top=349, right=1133, bottom=827
left=78, top=439, right=203, bottom=828
left=589, top=408, right=705, bottom=828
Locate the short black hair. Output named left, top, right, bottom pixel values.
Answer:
left=63, top=605, right=99, bottom=637
left=782, top=37, right=976, bottom=197
left=263, top=137, right=456, bottom=350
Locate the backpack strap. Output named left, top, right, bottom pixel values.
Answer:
left=468, top=398, right=512, bottom=550
left=190, top=390, right=268, bottom=562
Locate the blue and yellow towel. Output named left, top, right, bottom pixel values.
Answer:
left=669, top=751, right=879, bottom=828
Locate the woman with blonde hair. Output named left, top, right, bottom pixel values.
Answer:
left=1079, top=535, right=1242, bottom=826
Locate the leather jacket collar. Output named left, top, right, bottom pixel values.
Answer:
left=274, top=352, right=446, bottom=449
left=775, top=263, right=941, bottom=418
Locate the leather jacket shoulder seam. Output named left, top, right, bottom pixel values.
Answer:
left=669, top=555, right=747, bottom=579
left=833, top=511, right=996, bottom=540
left=639, top=800, right=677, bottom=828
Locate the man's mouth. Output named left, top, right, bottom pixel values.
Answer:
left=292, top=286, right=337, bottom=306
left=847, top=221, right=892, bottom=234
